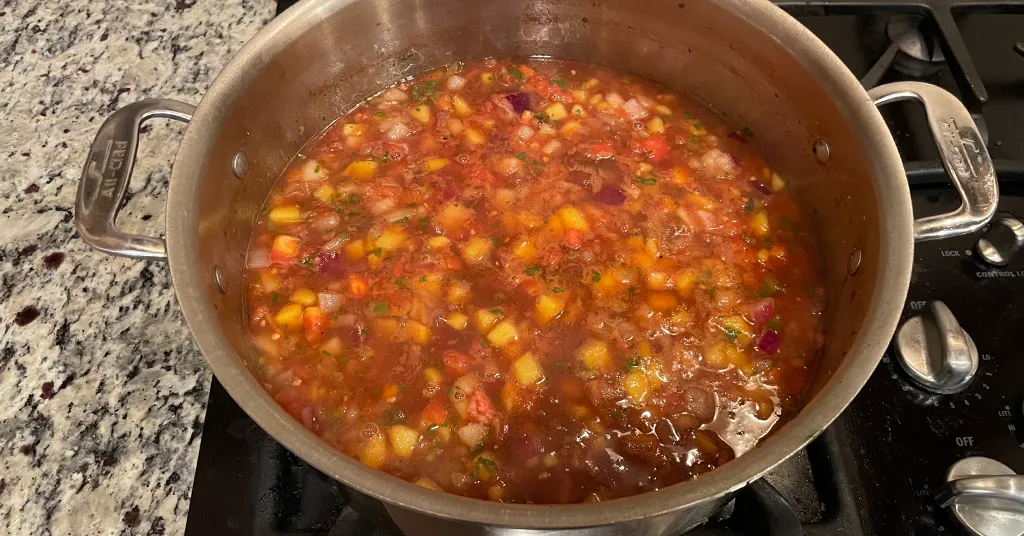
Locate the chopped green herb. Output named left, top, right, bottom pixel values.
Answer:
left=516, top=152, right=527, bottom=160
left=722, top=326, right=739, bottom=343
left=624, top=357, right=640, bottom=371
left=313, top=164, right=321, bottom=173
left=780, top=218, right=794, bottom=229
left=802, top=285, right=816, bottom=296
left=297, top=153, right=307, bottom=160
left=553, top=287, right=565, bottom=293
left=697, top=269, right=713, bottom=283
left=358, top=327, right=368, bottom=337
left=708, top=287, right=719, bottom=298
left=533, top=112, right=549, bottom=122
left=690, top=134, right=700, bottom=144
left=692, top=122, right=703, bottom=131
left=509, top=67, right=525, bottom=81
left=767, top=318, right=783, bottom=332
left=372, top=302, right=388, bottom=315
left=347, top=194, right=360, bottom=204
left=322, top=350, right=332, bottom=357
left=627, top=285, right=638, bottom=296
left=742, top=126, right=755, bottom=138
left=371, top=247, right=383, bottom=257
left=489, top=307, right=504, bottom=315
left=552, top=76, right=568, bottom=89
left=480, top=338, right=490, bottom=348
left=410, top=80, right=439, bottom=102
left=417, top=217, right=430, bottom=230
left=591, top=270, right=602, bottom=283
left=420, top=275, right=428, bottom=282
left=638, top=177, right=657, bottom=185
left=756, top=274, right=780, bottom=298
left=525, top=265, right=542, bottom=276
left=397, top=216, right=410, bottom=224
left=375, top=111, right=385, bottom=117
left=347, top=210, right=362, bottom=217
left=744, top=198, right=754, bottom=213
left=553, top=359, right=567, bottom=371
left=271, top=292, right=280, bottom=304
left=394, top=277, right=407, bottom=289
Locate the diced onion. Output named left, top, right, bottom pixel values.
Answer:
left=384, top=207, right=424, bottom=223
left=515, top=124, right=535, bottom=141
left=623, top=98, right=649, bottom=120
left=457, top=423, right=488, bottom=447
left=246, top=246, right=270, bottom=269
left=606, top=92, right=625, bottom=108
left=386, top=122, right=411, bottom=140
left=494, top=95, right=516, bottom=118
left=318, top=293, right=342, bottom=313
left=370, top=198, right=396, bottom=215
left=446, top=75, right=467, bottom=90
left=381, top=87, right=409, bottom=102
left=636, top=94, right=656, bottom=109
left=542, top=139, right=563, bottom=155
left=335, top=313, right=357, bottom=326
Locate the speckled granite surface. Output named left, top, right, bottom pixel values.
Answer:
left=0, top=1, right=274, bottom=534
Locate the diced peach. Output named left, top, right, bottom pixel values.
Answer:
left=342, top=123, right=366, bottom=136
left=437, top=203, right=473, bottom=234
left=269, top=205, right=302, bottom=225
left=673, top=270, right=697, bottom=298
left=313, top=184, right=335, bottom=204
left=474, top=309, right=499, bottom=333
left=751, top=211, right=770, bottom=236
left=270, top=235, right=300, bottom=263
left=445, top=312, right=469, bottom=330
left=577, top=339, right=611, bottom=371
left=376, top=226, right=407, bottom=252
left=647, top=291, right=679, bottom=311
left=407, top=320, right=432, bottom=344
left=545, top=103, right=568, bottom=121
left=388, top=425, right=421, bottom=458
left=486, top=320, right=519, bottom=348
left=464, top=128, right=486, bottom=145
left=461, top=236, right=493, bottom=263
left=556, top=206, right=588, bottom=231
left=622, top=370, right=649, bottom=405
left=534, top=294, right=565, bottom=325
left=410, top=104, right=431, bottom=124
left=447, top=280, right=471, bottom=304
left=360, top=431, right=389, bottom=468
left=343, top=160, right=379, bottom=181
left=344, top=239, right=366, bottom=260
left=512, top=352, right=544, bottom=385
left=424, top=158, right=450, bottom=172
left=511, top=238, right=539, bottom=263
left=452, top=95, right=473, bottom=116
left=274, top=304, right=303, bottom=330
left=290, top=288, right=317, bottom=306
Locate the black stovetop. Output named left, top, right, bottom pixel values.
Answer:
left=184, top=2, right=1024, bottom=534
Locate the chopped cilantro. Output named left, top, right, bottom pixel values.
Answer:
left=490, top=307, right=504, bottom=315
left=744, top=198, right=754, bottom=213
left=525, top=265, right=542, bottom=276
left=321, top=350, right=332, bottom=357
left=426, top=423, right=440, bottom=434
left=375, top=111, right=385, bottom=117
left=271, top=292, right=280, bottom=304
left=347, top=194, right=360, bottom=204
left=372, top=302, right=388, bottom=315
left=591, top=270, right=601, bottom=283
left=553, top=287, right=565, bottom=293
left=533, top=112, right=549, bottom=122
left=358, top=327, right=368, bottom=337
left=313, top=164, right=321, bottom=173
left=638, top=177, right=657, bottom=185
left=420, top=275, right=428, bottom=282
left=297, top=153, right=306, bottom=160
left=708, top=287, right=718, bottom=298
left=755, top=275, right=780, bottom=298
left=397, top=216, right=410, bottom=224
left=742, top=126, right=755, bottom=138
left=692, top=122, right=703, bottom=131
left=690, top=134, right=700, bottom=144
left=393, top=277, right=407, bottom=289
left=480, top=338, right=490, bottom=348
left=552, top=76, right=568, bottom=89
left=347, top=210, right=362, bottom=217
left=516, top=152, right=527, bottom=160
left=371, top=247, right=383, bottom=257
left=722, top=326, right=739, bottom=343
left=410, top=80, right=439, bottom=102
left=683, top=111, right=695, bottom=120
left=697, top=269, right=713, bottom=283
left=509, top=67, right=525, bottom=81
left=767, top=318, right=783, bottom=332
left=624, top=357, right=640, bottom=371
left=780, top=218, right=794, bottom=229
left=553, top=359, right=567, bottom=371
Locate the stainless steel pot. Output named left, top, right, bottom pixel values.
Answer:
left=75, top=0, right=998, bottom=533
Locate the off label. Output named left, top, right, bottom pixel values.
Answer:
left=956, top=436, right=975, bottom=447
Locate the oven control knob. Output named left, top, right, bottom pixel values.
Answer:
left=937, top=457, right=1024, bottom=536
left=894, top=301, right=978, bottom=394
left=976, top=217, right=1024, bottom=266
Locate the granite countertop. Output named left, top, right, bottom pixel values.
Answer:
left=0, top=1, right=274, bottom=534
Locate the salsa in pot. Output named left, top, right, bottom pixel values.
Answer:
left=244, top=58, right=825, bottom=503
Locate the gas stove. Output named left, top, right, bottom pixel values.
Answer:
left=184, top=2, right=1024, bottom=535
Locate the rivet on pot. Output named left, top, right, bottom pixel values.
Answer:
left=812, top=138, right=830, bottom=164
left=848, top=248, right=862, bottom=276
left=232, top=151, right=248, bottom=178
left=214, top=265, right=227, bottom=293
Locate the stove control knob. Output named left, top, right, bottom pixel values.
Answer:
left=976, top=217, right=1024, bottom=266
left=895, top=301, right=978, bottom=394
left=937, top=457, right=1024, bottom=536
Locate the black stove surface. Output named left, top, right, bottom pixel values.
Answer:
left=185, top=2, right=1024, bottom=535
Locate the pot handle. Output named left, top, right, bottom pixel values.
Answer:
left=868, top=82, right=998, bottom=242
left=75, top=98, right=196, bottom=260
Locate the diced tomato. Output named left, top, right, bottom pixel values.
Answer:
left=637, top=135, right=670, bottom=162
left=590, top=143, right=615, bottom=160
left=563, top=229, right=583, bottom=250
left=466, top=390, right=496, bottom=425
left=274, top=390, right=305, bottom=422
left=270, top=235, right=301, bottom=263
left=442, top=350, right=471, bottom=375
left=304, top=306, right=326, bottom=342
left=420, top=397, right=449, bottom=428
left=347, top=274, right=370, bottom=298
left=518, top=279, right=542, bottom=298
left=463, top=164, right=497, bottom=186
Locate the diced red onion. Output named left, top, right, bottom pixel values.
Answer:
left=752, top=180, right=772, bottom=195
left=594, top=185, right=627, bottom=206
left=623, top=98, right=649, bottom=120
left=757, top=330, right=781, bottom=354
left=622, top=98, right=647, bottom=120
left=315, top=250, right=344, bottom=277
left=636, top=94, right=656, bottom=109
left=505, top=92, right=532, bottom=114
left=385, top=122, right=411, bottom=140
left=749, top=298, right=776, bottom=326
left=494, top=95, right=516, bottom=118
left=446, top=75, right=467, bottom=90
left=317, top=292, right=342, bottom=313
left=312, top=212, right=340, bottom=231
left=246, top=246, right=270, bottom=269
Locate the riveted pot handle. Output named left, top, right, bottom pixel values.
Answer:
left=75, top=98, right=195, bottom=260
left=868, top=82, right=998, bottom=242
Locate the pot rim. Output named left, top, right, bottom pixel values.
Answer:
left=166, top=0, right=912, bottom=527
